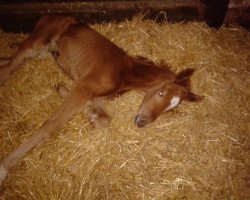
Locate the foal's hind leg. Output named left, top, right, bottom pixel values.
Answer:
left=0, top=34, right=49, bottom=83
left=56, top=84, right=110, bottom=129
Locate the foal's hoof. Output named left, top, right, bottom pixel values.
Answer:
left=55, top=83, right=69, bottom=98
left=85, top=101, right=110, bottom=129
left=88, top=108, right=111, bottom=129
left=92, top=115, right=110, bottom=129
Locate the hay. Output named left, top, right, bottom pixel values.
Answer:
left=0, top=16, right=249, bottom=199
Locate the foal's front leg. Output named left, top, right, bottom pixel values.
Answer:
left=56, top=84, right=110, bottom=129
left=0, top=85, right=91, bottom=186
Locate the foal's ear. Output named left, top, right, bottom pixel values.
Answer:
left=184, top=92, right=204, bottom=102
left=175, top=68, right=195, bottom=88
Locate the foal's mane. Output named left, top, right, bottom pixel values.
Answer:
left=131, top=55, right=171, bottom=71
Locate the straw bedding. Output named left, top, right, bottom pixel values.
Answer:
left=0, top=16, right=249, bottom=199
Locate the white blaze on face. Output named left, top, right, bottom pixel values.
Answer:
left=165, top=96, right=181, bottom=111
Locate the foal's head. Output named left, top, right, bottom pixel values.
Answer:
left=134, top=68, right=204, bottom=128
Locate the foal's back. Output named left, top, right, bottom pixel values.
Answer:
left=54, top=22, right=127, bottom=80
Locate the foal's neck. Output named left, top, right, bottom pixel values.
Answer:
left=124, top=57, right=176, bottom=91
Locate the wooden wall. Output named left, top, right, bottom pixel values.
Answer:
left=0, top=0, right=249, bottom=32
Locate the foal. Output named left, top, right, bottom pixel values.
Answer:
left=0, top=15, right=203, bottom=185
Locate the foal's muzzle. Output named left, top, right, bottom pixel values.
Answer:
left=134, top=115, right=150, bottom=128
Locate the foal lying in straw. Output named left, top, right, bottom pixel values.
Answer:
left=0, top=15, right=203, bottom=185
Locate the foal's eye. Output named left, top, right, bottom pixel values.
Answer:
left=158, top=91, right=164, bottom=97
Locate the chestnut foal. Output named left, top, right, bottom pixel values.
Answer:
left=0, top=15, right=203, bottom=185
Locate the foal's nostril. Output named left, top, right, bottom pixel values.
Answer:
left=134, top=115, right=148, bottom=128
left=137, top=119, right=148, bottom=128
